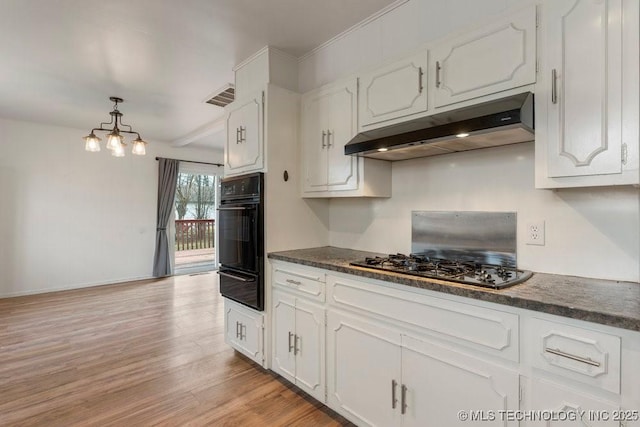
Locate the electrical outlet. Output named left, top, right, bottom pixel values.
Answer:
left=526, top=221, right=545, bottom=246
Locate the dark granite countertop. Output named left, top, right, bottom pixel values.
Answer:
left=268, top=246, right=640, bottom=332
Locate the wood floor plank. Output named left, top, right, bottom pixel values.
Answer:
left=0, top=273, right=354, bottom=426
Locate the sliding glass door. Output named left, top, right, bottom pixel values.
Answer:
left=172, top=163, right=221, bottom=275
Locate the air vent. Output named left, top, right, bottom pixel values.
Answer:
left=205, top=84, right=235, bottom=107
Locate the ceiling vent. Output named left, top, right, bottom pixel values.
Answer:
left=205, top=84, right=235, bottom=107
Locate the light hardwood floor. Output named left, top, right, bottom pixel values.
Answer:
left=0, top=273, right=353, bottom=426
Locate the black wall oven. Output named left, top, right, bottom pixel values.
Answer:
left=217, top=172, right=264, bottom=311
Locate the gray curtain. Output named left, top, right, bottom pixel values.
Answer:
left=152, top=158, right=179, bottom=277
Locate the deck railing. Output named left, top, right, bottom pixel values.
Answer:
left=175, top=219, right=215, bottom=251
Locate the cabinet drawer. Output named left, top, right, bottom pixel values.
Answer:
left=273, top=263, right=326, bottom=302
left=327, top=274, right=519, bottom=362
left=530, top=318, right=621, bottom=394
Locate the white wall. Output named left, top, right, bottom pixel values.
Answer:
left=301, top=0, right=640, bottom=282
left=0, top=117, right=224, bottom=297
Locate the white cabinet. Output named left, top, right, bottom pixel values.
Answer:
left=224, top=90, right=264, bottom=177
left=526, top=377, right=620, bottom=426
left=535, top=0, right=640, bottom=188
left=224, top=297, right=264, bottom=366
left=327, top=310, right=401, bottom=426
left=272, top=289, right=325, bottom=402
left=431, top=6, right=537, bottom=108
left=301, top=78, right=358, bottom=192
left=401, top=335, right=519, bottom=427
left=358, top=52, right=428, bottom=131
left=301, top=78, right=391, bottom=198
left=326, top=309, right=520, bottom=427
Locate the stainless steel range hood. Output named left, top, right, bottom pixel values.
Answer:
left=344, top=92, right=534, bottom=161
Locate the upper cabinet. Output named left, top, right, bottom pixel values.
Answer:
left=432, top=6, right=537, bottom=108
left=358, top=52, right=429, bottom=131
left=302, top=79, right=358, bottom=193
left=535, top=0, right=639, bottom=188
left=301, top=78, right=391, bottom=198
left=224, top=90, right=264, bottom=177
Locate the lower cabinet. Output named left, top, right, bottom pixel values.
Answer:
left=327, top=309, right=520, bottom=427
left=525, top=377, right=620, bottom=427
left=224, top=297, right=264, bottom=367
left=272, top=290, right=325, bottom=402
left=265, top=262, right=639, bottom=427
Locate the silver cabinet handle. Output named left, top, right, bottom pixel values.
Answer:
left=217, top=271, right=256, bottom=282
left=240, top=126, right=246, bottom=142
left=418, top=66, right=423, bottom=93
left=435, top=61, right=442, bottom=88
left=285, top=279, right=302, bottom=286
left=326, top=130, right=333, bottom=148
left=240, top=323, right=246, bottom=341
left=288, top=331, right=294, bottom=353
left=545, top=347, right=600, bottom=367
left=321, top=130, right=327, bottom=148
left=236, top=127, right=240, bottom=144
left=551, top=69, right=558, bottom=104
left=235, top=321, right=241, bottom=339
left=294, top=334, right=300, bottom=355
left=391, top=379, right=398, bottom=409
left=401, top=384, right=408, bottom=415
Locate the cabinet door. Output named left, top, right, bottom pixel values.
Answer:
left=272, top=291, right=296, bottom=383
left=225, top=92, right=264, bottom=176
left=401, top=335, right=520, bottom=427
left=359, top=52, right=428, bottom=130
left=224, top=299, right=264, bottom=365
left=294, top=298, right=325, bottom=402
left=326, top=79, right=358, bottom=190
left=301, top=90, right=330, bottom=191
left=526, top=377, right=619, bottom=426
left=432, top=6, right=536, bottom=108
left=327, top=310, right=401, bottom=427
left=544, top=0, right=623, bottom=178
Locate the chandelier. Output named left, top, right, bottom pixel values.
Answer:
left=83, top=97, right=147, bottom=157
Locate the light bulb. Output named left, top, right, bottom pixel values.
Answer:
left=456, top=133, right=470, bottom=138
left=106, top=131, right=123, bottom=151
left=112, top=142, right=126, bottom=157
left=131, top=137, right=147, bottom=155
left=83, top=133, right=101, bottom=152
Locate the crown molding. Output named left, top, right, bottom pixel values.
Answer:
left=298, top=0, right=410, bottom=62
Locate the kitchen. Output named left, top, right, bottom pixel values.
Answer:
left=1, top=0, right=639, bottom=425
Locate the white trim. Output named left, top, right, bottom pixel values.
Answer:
left=297, top=0, right=410, bottom=62
left=233, top=46, right=298, bottom=72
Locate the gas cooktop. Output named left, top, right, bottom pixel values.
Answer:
left=350, top=253, right=532, bottom=289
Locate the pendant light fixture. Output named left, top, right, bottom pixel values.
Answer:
left=83, top=97, right=148, bottom=157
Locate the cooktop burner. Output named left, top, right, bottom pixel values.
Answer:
left=350, top=253, right=532, bottom=289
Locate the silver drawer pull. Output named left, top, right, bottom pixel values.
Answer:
left=544, top=347, right=601, bottom=367
left=286, top=279, right=302, bottom=286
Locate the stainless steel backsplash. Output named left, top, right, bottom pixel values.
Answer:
left=411, top=211, right=517, bottom=267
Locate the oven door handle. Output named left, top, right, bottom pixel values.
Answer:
left=217, top=271, right=256, bottom=282
left=218, top=206, right=257, bottom=211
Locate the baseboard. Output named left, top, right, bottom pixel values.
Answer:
left=0, top=275, right=156, bottom=299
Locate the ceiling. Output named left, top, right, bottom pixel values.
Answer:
left=0, top=0, right=396, bottom=150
